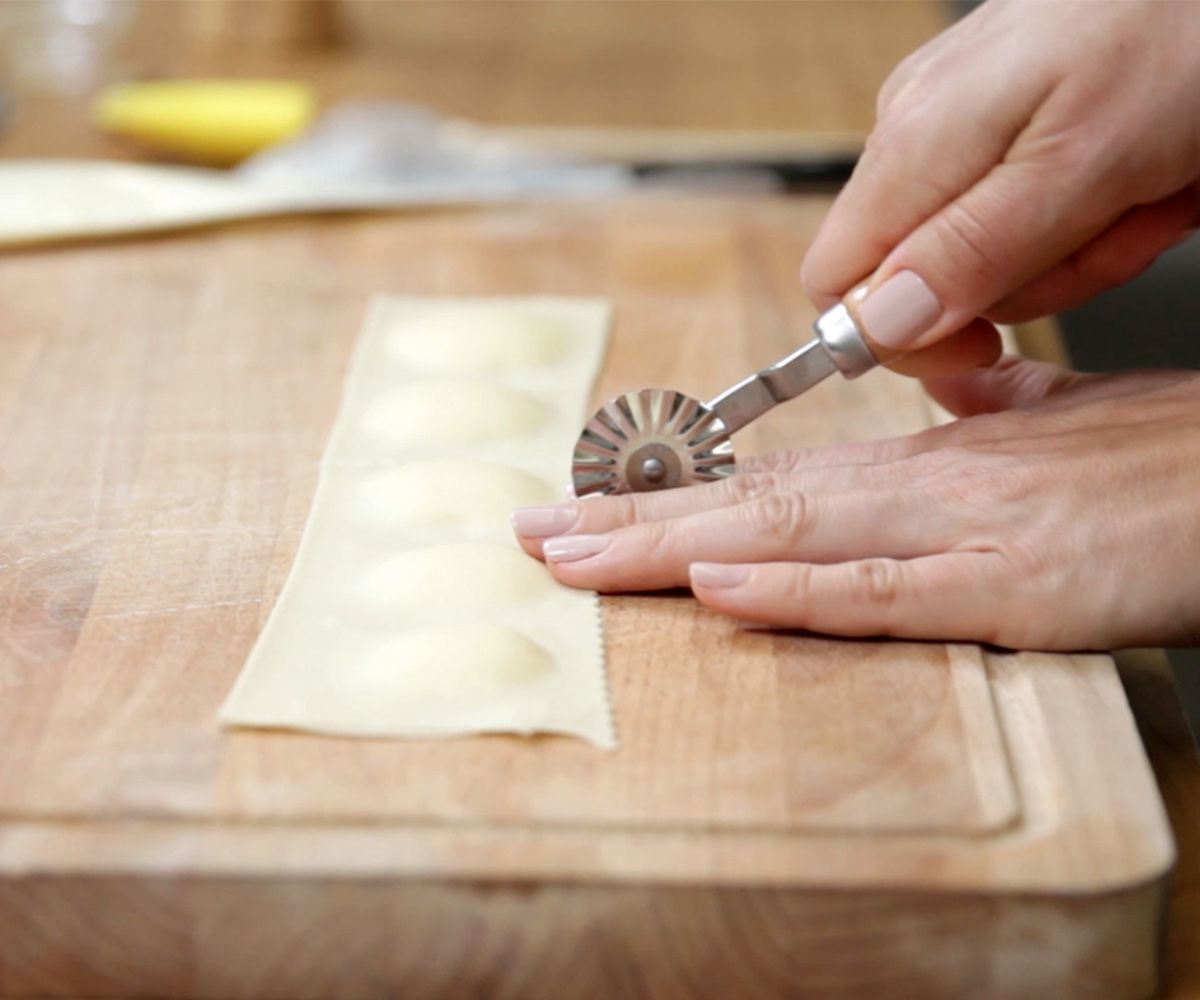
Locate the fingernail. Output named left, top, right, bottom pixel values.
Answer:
left=543, top=533, right=609, bottom=563
left=510, top=502, right=579, bottom=538
left=690, top=562, right=751, bottom=589
left=857, top=269, right=942, bottom=349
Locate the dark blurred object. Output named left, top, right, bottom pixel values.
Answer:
left=639, top=155, right=856, bottom=191
left=1061, top=236, right=1200, bottom=371
left=242, top=100, right=852, bottom=190
left=1171, top=647, right=1200, bottom=752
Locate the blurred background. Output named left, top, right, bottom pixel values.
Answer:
left=1, top=0, right=1196, bottom=735
left=0, top=0, right=932, bottom=157
left=2, top=0, right=1192, bottom=365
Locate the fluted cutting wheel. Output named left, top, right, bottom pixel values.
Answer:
left=571, top=388, right=737, bottom=497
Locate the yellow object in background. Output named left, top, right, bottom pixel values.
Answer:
left=93, top=79, right=317, bottom=165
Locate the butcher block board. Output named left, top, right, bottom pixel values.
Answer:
left=0, top=196, right=1174, bottom=999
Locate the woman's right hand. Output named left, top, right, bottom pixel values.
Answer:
left=803, top=0, right=1200, bottom=356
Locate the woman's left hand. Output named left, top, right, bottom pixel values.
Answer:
left=511, top=358, right=1200, bottom=650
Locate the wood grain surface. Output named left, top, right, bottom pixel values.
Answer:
left=0, top=196, right=1175, bottom=999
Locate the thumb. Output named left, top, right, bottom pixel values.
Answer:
left=920, top=356, right=1086, bottom=418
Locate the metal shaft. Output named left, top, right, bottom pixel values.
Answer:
left=706, top=340, right=835, bottom=435
left=704, top=302, right=878, bottom=436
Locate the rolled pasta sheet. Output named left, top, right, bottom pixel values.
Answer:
left=220, top=297, right=614, bottom=748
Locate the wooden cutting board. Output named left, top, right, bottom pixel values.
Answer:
left=0, top=196, right=1174, bottom=999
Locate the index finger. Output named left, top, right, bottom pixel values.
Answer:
left=800, top=46, right=1047, bottom=308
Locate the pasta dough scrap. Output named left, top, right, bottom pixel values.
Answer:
left=384, top=308, right=570, bottom=372
left=220, top=297, right=613, bottom=747
left=359, top=380, right=547, bottom=447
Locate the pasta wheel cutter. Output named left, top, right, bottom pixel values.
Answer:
left=571, top=300, right=879, bottom=496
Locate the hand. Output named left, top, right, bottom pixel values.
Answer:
left=803, top=0, right=1200, bottom=355
left=511, top=358, right=1200, bottom=650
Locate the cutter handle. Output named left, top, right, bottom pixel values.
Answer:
left=706, top=295, right=880, bottom=435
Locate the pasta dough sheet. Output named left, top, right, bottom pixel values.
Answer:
left=0, top=161, right=626, bottom=248
left=220, top=297, right=615, bottom=748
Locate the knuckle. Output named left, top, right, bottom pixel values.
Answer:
left=853, top=558, right=906, bottom=609
left=932, top=199, right=1004, bottom=279
left=933, top=461, right=1006, bottom=509
left=872, top=45, right=936, bottom=128
left=782, top=562, right=817, bottom=610
left=631, top=518, right=675, bottom=564
left=875, top=75, right=902, bottom=120
left=1020, top=91, right=1148, bottom=199
left=750, top=491, right=812, bottom=548
left=865, top=97, right=943, bottom=176
left=968, top=549, right=1050, bottom=649
left=612, top=493, right=640, bottom=526
left=1021, top=122, right=1101, bottom=178
left=725, top=472, right=786, bottom=505
left=930, top=452, right=1035, bottom=513
left=875, top=70, right=930, bottom=128
left=574, top=495, right=626, bottom=533
left=1020, top=123, right=1168, bottom=216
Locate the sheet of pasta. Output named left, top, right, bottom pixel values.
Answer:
left=220, top=297, right=615, bottom=748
